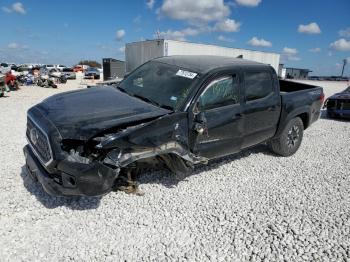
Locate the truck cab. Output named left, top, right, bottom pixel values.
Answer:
left=187, top=64, right=282, bottom=159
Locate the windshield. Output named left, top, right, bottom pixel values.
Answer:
left=119, top=61, right=198, bottom=111
left=344, top=86, right=350, bottom=92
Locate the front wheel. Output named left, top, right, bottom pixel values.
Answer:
left=269, top=117, right=304, bottom=157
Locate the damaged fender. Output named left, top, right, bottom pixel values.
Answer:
left=96, top=112, right=208, bottom=174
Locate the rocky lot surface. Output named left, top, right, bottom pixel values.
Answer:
left=0, top=80, right=349, bottom=261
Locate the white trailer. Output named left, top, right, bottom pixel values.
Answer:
left=126, top=39, right=280, bottom=74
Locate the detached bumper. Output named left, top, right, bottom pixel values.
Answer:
left=23, top=145, right=119, bottom=197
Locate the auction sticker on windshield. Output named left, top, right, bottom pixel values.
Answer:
left=176, top=69, right=197, bottom=79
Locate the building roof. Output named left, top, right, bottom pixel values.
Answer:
left=127, top=39, right=280, bottom=56
left=153, top=55, right=269, bottom=74
left=285, top=67, right=312, bottom=72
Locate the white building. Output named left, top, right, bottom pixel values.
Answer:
left=126, top=39, right=280, bottom=74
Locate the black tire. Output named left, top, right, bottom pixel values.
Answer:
left=269, top=117, right=304, bottom=157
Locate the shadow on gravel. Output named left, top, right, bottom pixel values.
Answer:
left=138, top=144, right=275, bottom=189
left=20, top=166, right=101, bottom=210
left=20, top=144, right=274, bottom=201
left=320, top=109, right=350, bottom=122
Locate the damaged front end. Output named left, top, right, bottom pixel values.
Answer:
left=94, top=114, right=207, bottom=172
left=25, top=111, right=207, bottom=197
left=24, top=136, right=120, bottom=196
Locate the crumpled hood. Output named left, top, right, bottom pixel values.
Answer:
left=31, top=87, right=171, bottom=140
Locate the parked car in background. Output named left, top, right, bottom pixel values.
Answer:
left=0, top=63, right=11, bottom=74
left=44, top=65, right=56, bottom=71
left=24, top=55, right=324, bottom=197
left=49, top=68, right=62, bottom=78
left=17, top=65, right=30, bottom=75
left=84, top=67, right=100, bottom=79
left=5, top=71, right=19, bottom=90
left=20, top=64, right=34, bottom=69
left=8, top=63, right=18, bottom=71
left=73, top=65, right=85, bottom=72
left=62, top=68, right=76, bottom=79
left=0, top=73, right=6, bottom=97
left=36, top=69, right=58, bottom=89
left=324, top=86, right=350, bottom=119
left=56, top=65, right=67, bottom=71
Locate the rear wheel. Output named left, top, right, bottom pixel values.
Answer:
left=269, top=117, right=304, bottom=157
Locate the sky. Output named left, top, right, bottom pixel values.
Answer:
left=0, top=0, right=350, bottom=76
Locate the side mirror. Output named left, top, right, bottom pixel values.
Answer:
left=194, top=111, right=207, bottom=135
left=195, top=111, right=207, bottom=124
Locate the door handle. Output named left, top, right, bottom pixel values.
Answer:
left=267, top=106, right=276, bottom=111
left=235, top=113, right=243, bottom=118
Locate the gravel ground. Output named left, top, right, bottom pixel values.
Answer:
left=0, top=80, right=349, bottom=261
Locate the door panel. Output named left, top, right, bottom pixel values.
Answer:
left=190, top=73, right=244, bottom=159
left=194, top=105, right=243, bottom=159
left=242, top=94, right=280, bottom=148
left=241, top=70, right=281, bottom=148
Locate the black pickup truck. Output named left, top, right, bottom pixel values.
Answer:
left=24, top=56, right=324, bottom=196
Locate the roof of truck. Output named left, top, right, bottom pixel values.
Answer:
left=153, top=55, right=268, bottom=74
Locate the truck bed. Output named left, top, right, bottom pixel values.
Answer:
left=279, top=79, right=318, bottom=93
left=278, top=79, right=323, bottom=130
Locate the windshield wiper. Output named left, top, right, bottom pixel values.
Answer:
left=116, top=86, right=127, bottom=93
left=158, top=104, right=173, bottom=111
left=131, top=93, right=173, bottom=110
left=118, top=89, right=174, bottom=111
left=132, top=93, right=158, bottom=106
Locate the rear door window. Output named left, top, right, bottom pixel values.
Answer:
left=244, top=71, right=273, bottom=101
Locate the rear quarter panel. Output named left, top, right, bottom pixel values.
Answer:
left=276, top=87, right=323, bottom=136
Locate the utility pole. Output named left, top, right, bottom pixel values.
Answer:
left=341, top=59, right=347, bottom=77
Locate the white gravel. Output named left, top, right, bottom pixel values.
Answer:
left=0, top=80, right=349, bottom=261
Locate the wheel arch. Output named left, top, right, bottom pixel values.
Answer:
left=275, top=106, right=310, bottom=137
left=296, top=112, right=309, bottom=129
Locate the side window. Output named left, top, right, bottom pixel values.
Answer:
left=244, top=71, right=273, bottom=101
left=199, top=75, right=239, bottom=111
